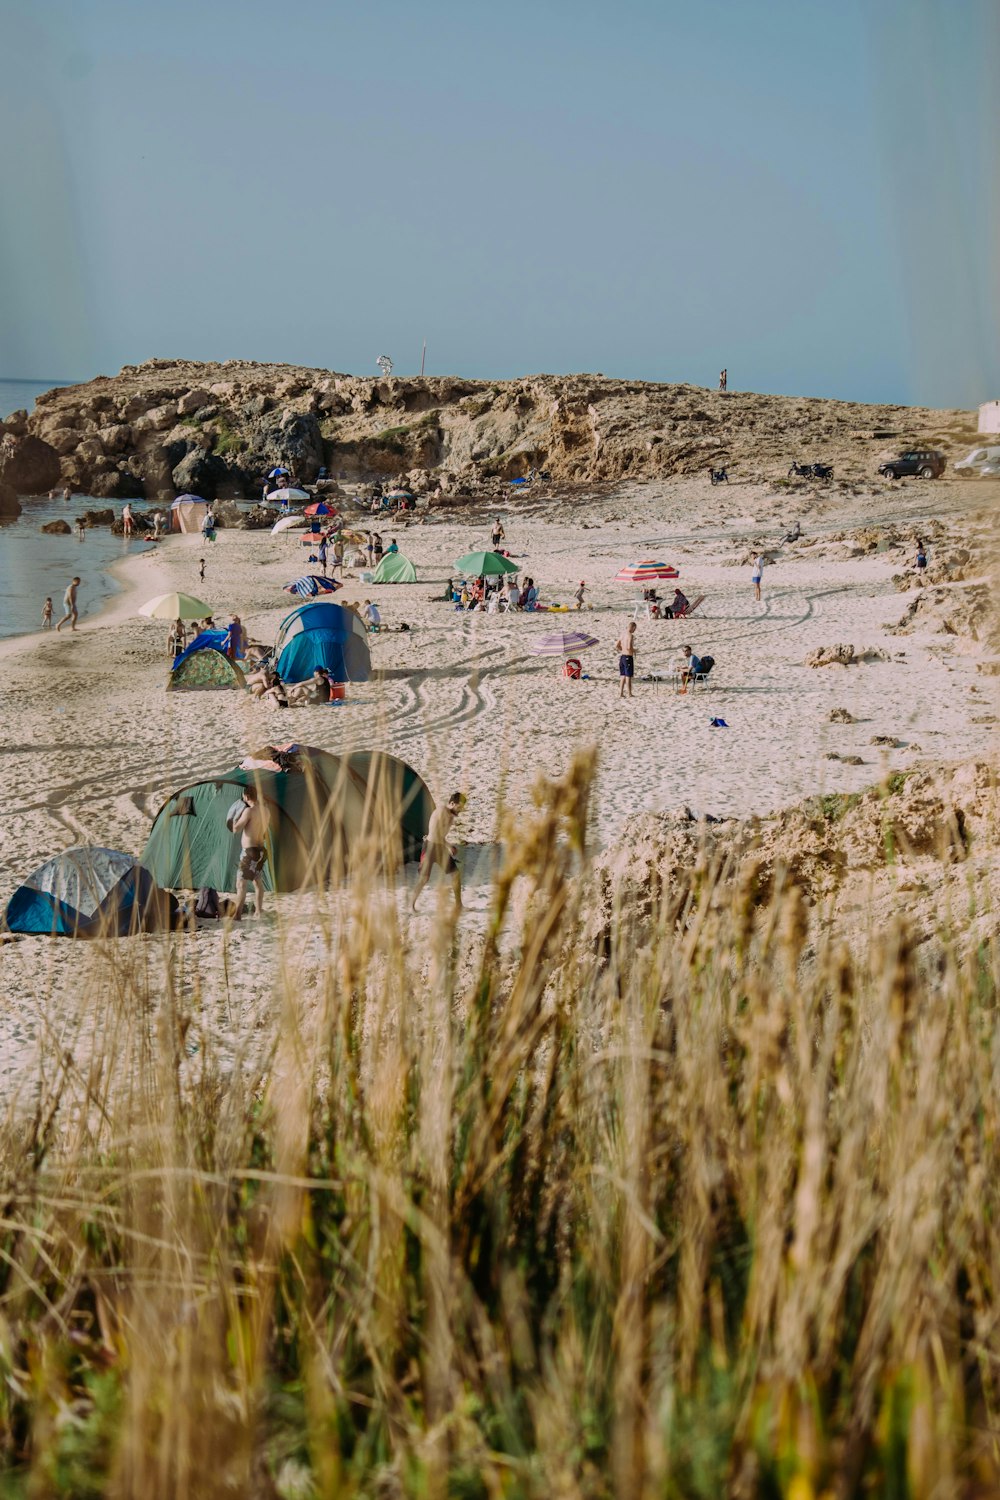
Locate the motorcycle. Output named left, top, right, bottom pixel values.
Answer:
left=709, top=467, right=729, bottom=485
left=788, top=461, right=834, bottom=480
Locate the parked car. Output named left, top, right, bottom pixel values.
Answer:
left=954, top=445, right=1000, bottom=472
left=878, top=449, right=946, bottom=480
left=979, top=459, right=1000, bottom=477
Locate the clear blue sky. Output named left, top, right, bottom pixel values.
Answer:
left=1, top=0, right=997, bottom=406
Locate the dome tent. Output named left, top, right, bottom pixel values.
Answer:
left=168, top=647, right=246, bottom=692
left=275, top=601, right=370, bottom=684
left=140, top=746, right=433, bottom=894
left=372, top=552, right=416, bottom=584
left=5, top=847, right=171, bottom=938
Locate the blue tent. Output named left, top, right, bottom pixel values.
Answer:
left=5, top=847, right=170, bottom=938
left=275, top=602, right=371, bottom=684
left=277, top=628, right=370, bottom=684
left=172, top=629, right=229, bottom=670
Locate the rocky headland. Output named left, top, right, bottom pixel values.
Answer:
left=0, top=357, right=984, bottom=507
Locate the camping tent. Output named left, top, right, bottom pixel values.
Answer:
left=140, top=746, right=433, bottom=893
left=171, top=495, right=209, bottom=534
left=168, top=646, right=246, bottom=692
left=275, top=601, right=371, bottom=683
left=5, top=847, right=170, bottom=937
left=372, top=552, right=416, bottom=584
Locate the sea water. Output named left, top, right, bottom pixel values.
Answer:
left=0, top=378, right=150, bottom=639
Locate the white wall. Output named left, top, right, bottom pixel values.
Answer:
left=979, top=401, right=1000, bottom=434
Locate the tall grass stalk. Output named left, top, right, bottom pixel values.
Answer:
left=0, top=749, right=998, bottom=1498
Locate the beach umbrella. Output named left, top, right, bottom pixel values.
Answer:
left=173, top=492, right=207, bottom=505
left=267, top=466, right=289, bottom=479
left=271, top=515, right=308, bottom=535
left=282, top=576, right=343, bottom=597
left=454, top=550, right=519, bottom=577
left=304, top=501, right=334, bottom=517
left=614, top=559, right=680, bottom=583
left=138, top=592, right=213, bottom=621
left=386, top=489, right=413, bottom=499
left=267, top=487, right=310, bottom=503
left=531, top=630, right=599, bottom=656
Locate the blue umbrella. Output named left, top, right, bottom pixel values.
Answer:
left=268, top=466, right=289, bottom=479
left=282, top=575, right=343, bottom=598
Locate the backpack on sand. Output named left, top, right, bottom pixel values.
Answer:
left=195, top=886, right=221, bottom=920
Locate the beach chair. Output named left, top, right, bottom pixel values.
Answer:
left=671, top=595, right=705, bottom=619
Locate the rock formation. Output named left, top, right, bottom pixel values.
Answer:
left=14, top=357, right=978, bottom=503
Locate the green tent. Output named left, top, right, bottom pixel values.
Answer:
left=454, top=550, right=519, bottom=577
left=140, top=746, right=434, bottom=893
left=167, top=647, right=246, bottom=692
left=372, top=551, right=417, bottom=584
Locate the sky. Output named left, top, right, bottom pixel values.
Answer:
left=1, top=0, right=997, bottom=407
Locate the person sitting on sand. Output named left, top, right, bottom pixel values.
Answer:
left=506, top=578, right=520, bottom=609
left=231, top=785, right=271, bottom=921
left=246, top=664, right=276, bottom=698
left=411, top=792, right=466, bottom=912
left=523, top=579, right=539, bottom=610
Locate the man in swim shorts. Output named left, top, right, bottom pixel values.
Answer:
left=231, top=785, right=271, bottom=919
left=616, top=620, right=637, bottom=698
left=55, top=577, right=81, bottom=632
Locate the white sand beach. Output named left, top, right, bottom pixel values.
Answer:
left=0, top=475, right=995, bottom=1094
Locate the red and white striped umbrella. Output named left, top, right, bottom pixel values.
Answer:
left=614, top=559, right=680, bottom=582
left=531, top=630, right=599, bottom=656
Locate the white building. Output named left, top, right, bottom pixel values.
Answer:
left=979, top=400, right=1000, bottom=434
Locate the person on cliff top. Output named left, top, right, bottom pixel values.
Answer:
left=41, top=597, right=53, bottom=629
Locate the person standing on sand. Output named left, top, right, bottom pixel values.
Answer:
left=616, top=620, right=637, bottom=698
left=317, top=534, right=328, bottom=575
left=491, top=516, right=505, bottom=551
left=41, top=597, right=53, bottom=629
left=122, top=503, right=134, bottom=538
left=199, top=557, right=206, bottom=583
left=231, top=786, right=271, bottom=921
left=225, top=615, right=244, bottom=662
left=55, top=577, right=81, bottom=632
left=412, top=792, right=466, bottom=912
left=751, top=553, right=764, bottom=601
left=574, top=581, right=587, bottom=611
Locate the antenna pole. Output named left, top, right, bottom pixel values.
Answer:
left=420, top=341, right=426, bottom=377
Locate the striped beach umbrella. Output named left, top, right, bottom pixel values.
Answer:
left=614, top=560, right=680, bottom=582
left=267, top=487, right=310, bottom=503
left=282, top=576, right=343, bottom=597
left=304, top=501, right=335, bottom=517
left=531, top=630, right=599, bottom=656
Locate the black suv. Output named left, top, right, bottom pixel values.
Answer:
left=878, top=449, right=946, bottom=480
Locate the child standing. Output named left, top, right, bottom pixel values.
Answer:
left=574, top=580, right=587, bottom=611
left=41, top=597, right=53, bottom=629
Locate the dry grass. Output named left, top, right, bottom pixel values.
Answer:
left=1, top=751, right=999, bottom=1499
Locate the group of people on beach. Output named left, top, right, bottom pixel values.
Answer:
left=41, top=577, right=82, bottom=632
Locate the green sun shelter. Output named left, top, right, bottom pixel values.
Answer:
left=371, top=551, right=417, bottom=584
left=140, top=745, right=434, bottom=894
